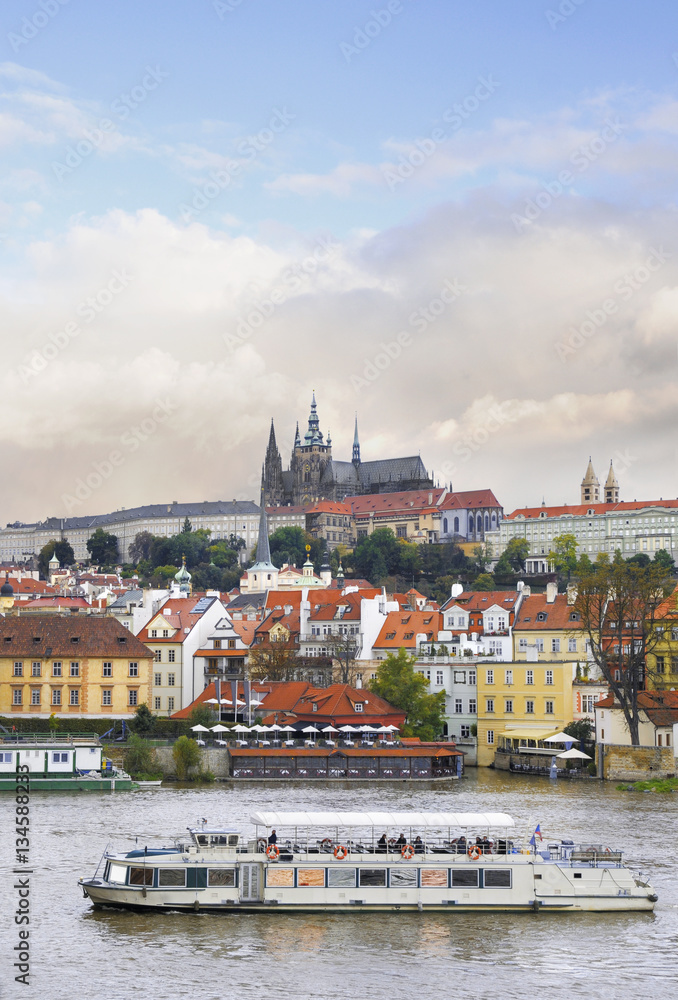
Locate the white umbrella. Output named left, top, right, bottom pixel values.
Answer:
left=376, top=725, right=392, bottom=733
left=233, top=724, right=251, bottom=733
left=322, top=725, right=340, bottom=733
left=279, top=725, right=296, bottom=733
left=543, top=732, right=574, bottom=743
left=360, top=725, right=378, bottom=732
left=211, top=724, right=229, bottom=733
left=339, top=724, right=359, bottom=733
left=269, top=723, right=283, bottom=731
left=190, top=724, right=210, bottom=732
left=250, top=724, right=267, bottom=733
left=557, top=747, right=592, bottom=760
left=302, top=725, right=319, bottom=733
left=204, top=698, right=220, bottom=705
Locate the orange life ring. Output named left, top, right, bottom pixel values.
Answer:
left=266, top=844, right=280, bottom=860
left=468, top=844, right=482, bottom=861
left=334, top=844, right=348, bottom=860
left=401, top=844, right=415, bottom=860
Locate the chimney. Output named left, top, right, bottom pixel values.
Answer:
left=546, top=581, right=558, bottom=604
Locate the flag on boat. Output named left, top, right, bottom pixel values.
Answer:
left=529, top=824, right=542, bottom=846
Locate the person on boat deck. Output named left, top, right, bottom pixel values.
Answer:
left=396, top=832, right=407, bottom=847
left=414, top=836, right=424, bottom=854
left=377, top=833, right=388, bottom=852
left=268, top=829, right=277, bottom=845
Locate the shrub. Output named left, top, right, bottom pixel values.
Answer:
left=587, top=761, right=597, bottom=776
left=172, top=736, right=202, bottom=780
left=123, top=734, right=159, bottom=778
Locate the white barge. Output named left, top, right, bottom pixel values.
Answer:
left=78, top=810, right=657, bottom=913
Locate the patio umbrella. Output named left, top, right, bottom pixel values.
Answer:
left=211, top=724, right=229, bottom=733
left=302, top=725, right=319, bottom=734
left=322, top=725, right=340, bottom=733
left=557, top=747, right=592, bottom=760
left=268, top=723, right=283, bottom=731
left=543, top=733, right=574, bottom=743
left=233, top=724, right=251, bottom=733
left=204, top=698, right=220, bottom=705
left=339, top=724, right=359, bottom=733
left=190, top=724, right=210, bottom=732
left=250, top=724, right=267, bottom=733
left=279, top=725, right=297, bottom=733
left=376, top=725, right=392, bottom=733
left=360, top=725, right=378, bottom=733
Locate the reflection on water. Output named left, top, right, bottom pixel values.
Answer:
left=0, top=769, right=676, bottom=1000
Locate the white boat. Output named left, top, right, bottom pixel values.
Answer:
left=78, top=810, right=657, bottom=913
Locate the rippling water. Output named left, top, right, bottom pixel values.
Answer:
left=1, top=770, right=676, bottom=1000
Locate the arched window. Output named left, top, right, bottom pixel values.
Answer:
left=484, top=513, right=489, bottom=531
left=476, top=514, right=482, bottom=534
left=453, top=516, right=459, bottom=534
left=491, top=512, right=497, bottom=527
left=443, top=518, right=448, bottom=534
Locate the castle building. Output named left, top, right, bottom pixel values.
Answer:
left=262, top=394, right=433, bottom=507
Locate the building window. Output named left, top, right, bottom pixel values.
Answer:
left=162, top=629, right=170, bottom=638
left=168, top=650, right=176, bottom=663
left=455, top=699, right=463, bottom=714
left=31, top=688, right=41, bottom=706
left=460, top=724, right=470, bottom=738
left=396, top=525, right=407, bottom=538
left=52, top=689, right=61, bottom=706
left=154, top=649, right=162, bottom=662
left=525, top=669, right=534, bottom=685
left=469, top=698, right=477, bottom=714
left=551, top=639, right=560, bottom=653
left=468, top=670, right=476, bottom=686
left=154, top=697, right=162, bottom=710
left=31, top=662, right=41, bottom=677
left=129, top=690, right=138, bottom=707
left=102, top=662, right=112, bottom=677
left=213, top=640, right=222, bottom=649
left=354, top=703, right=364, bottom=712
left=102, top=690, right=112, bottom=706
left=154, top=672, right=162, bottom=686
left=486, top=698, right=494, bottom=713
left=129, top=662, right=139, bottom=677
left=70, top=662, right=80, bottom=676
left=52, top=662, right=62, bottom=677
left=545, top=669, right=554, bottom=685
left=13, top=662, right=23, bottom=677
left=535, top=639, right=544, bottom=652
left=656, top=656, right=665, bottom=674
left=486, top=669, right=494, bottom=685
left=436, top=670, right=444, bottom=685
left=526, top=699, right=534, bottom=714
left=568, top=638, right=577, bottom=653
left=487, top=730, right=494, bottom=745
left=12, top=689, right=22, bottom=705
left=168, top=673, right=175, bottom=687
left=505, top=699, right=513, bottom=713
left=518, top=638, right=527, bottom=651
left=505, top=669, right=513, bottom=685
left=150, top=629, right=158, bottom=637
left=167, top=697, right=175, bottom=711
left=545, top=700, right=554, bottom=714
left=69, top=689, right=79, bottom=706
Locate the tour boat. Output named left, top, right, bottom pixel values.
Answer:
left=78, top=810, right=657, bottom=913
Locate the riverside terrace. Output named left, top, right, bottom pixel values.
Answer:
left=227, top=744, right=463, bottom=780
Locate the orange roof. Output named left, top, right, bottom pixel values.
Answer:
left=597, top=690, right=678, bottom=726
left=514, top=593, right=583, bottom=630
left=374, top=610, right=441, bottom=648
left=348, top=488, right=501, bottom=517
left=264, top=591, right=304, bottom=611
left=508, top=498, right=678, bottom=520
left=304, top=501, right=352, bottom=515
left=230, top=620, right=258, bottom=645
left=229, top=746, right=461, bottom=758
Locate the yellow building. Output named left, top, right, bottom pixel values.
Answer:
left=0, top=615, right=152, bottom=719
left=476, top=588, right=582, bottom=766
left=645, top=588, right=678, bottom=691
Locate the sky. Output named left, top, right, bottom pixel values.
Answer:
left=1, top=0, right=678, bottom=525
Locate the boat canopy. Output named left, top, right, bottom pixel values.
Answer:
left=250, top=811, right=514, bottom=829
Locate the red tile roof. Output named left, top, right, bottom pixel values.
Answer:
left=374, top=610, right=442, bottom=648
left=348, top=487, right=501, bottom=517
left=597, top=690, right=678, bottom=727
left=0, top=614, right=152, bottom=658
left=507, top=499, right=678, bottom=520
left=513, top=594, right=583, bottom=630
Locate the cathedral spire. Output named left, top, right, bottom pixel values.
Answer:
left=304, top=390, right=324, bottom=445
left=294, top=422, right=301, bottom=448
left=605, top=460, right=620, bottom=504
left=352, top=413, right=360, bottom=465
left=581, top=456, right=600, bottom=504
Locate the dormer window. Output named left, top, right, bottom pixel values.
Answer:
left=354, top=703, right=363, bottom=712
left=569, top=612, right=580, bottom=621
left=537, top=613, right=547, bottom=622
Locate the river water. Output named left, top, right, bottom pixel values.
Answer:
left=1, top=770, right=676, bottom=1000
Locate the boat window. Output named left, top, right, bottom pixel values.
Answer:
left=327, top=867, right=356, bottom=888
left=266, top=867, right=294, bottom=888
left=298, top=868, right=325, bottom=887
left=197, top=835, right=208, bottom=846
left=451, top=869, right=479, bottom=888
left=484, top=869, right=511, bottom=888
left=106, top=863, right=128, bottom=885
left=129, top=867, right=154, bottom=886
left=211, top=836, right=230, bottom=846
left=158, top=869, right=186, bottom=887
left=389, top=868, right=417, bottom=887
left=228, top=835, right=239, bottom=847
left=421, top=869, right=448, bottom=887
left=358, top=869, right=387, bottom=887
left=207, top=869, right=236, bottom=887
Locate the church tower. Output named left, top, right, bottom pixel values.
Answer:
left=262, top=419, right=285, bottom=506
left=292, top=392, right=332, bottom=505
left=352, top=415, right=361, bottom=467
left=581, top=458, right=600, bottom=504
left=604, top=461, right=620, bottom=504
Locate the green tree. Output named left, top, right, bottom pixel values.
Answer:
left=574, top=560, right=673, bottom=744
left=548, top=533, right=578, bottom=582
left=182, top=517, right=192, bottom=533
left=654, top=548, right=676, bottom=573
left=86, top=528, right=119, bottom=565
left=472, top=544, right=491, bottom=574
left=129, top=531, right=155, bottom=564
left=151, top=565, right=181, bottom=586
left=369, top=648, right=446, bottom=740
left=576, top=553, right=593, bottom=576
left=353, top=528, right=402, bottom=585
left=504, top=537, right=529, bottom=573
left=123, top=733, right=160, bottom=779
left=38, top=539, right=75, bottom=577
left=472, top=573, right=496, bottom=591
left=627, top=552, right=651, bottom=568
left=268, top=526, right=324, bottom=570
left=130, top=703, right=156, bottom=734
left=172, top=736, right=202, bottom=780
left=187, top=705, right=217, bottom=729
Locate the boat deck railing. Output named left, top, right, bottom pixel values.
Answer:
left=252, top=836, right=517, bottom=858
